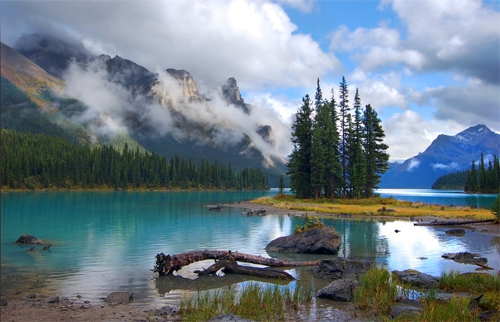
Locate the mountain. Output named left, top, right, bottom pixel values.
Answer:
left=380, top=124, right=500, bottom=188
left=0, top=35, right=288, bottom=185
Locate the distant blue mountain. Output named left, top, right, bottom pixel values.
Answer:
left=380, top=124, right=500, bottom=188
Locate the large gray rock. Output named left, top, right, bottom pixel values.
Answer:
left=392, top=269, right=439, bottom=289
left=16, top=234, right=43, bottom=244
left=314, top=258, right=373, bottom=280
left=316, top=278, right=358, bottom=302
left=265, top=227, right=341, bottom=254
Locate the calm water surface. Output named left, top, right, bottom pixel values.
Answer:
left=1, top=190, right=499, bottom=307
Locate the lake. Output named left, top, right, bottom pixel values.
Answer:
left=1, top=190, right=499, bottom=307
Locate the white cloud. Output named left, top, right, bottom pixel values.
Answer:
left=2, top=0, right=338, bottom=92
left=432, top=162, right=460, bottom=170
left=383, top=110, right=468, bottom=161
left=406, top=158, right=420, bottom=171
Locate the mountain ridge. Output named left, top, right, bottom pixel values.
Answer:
left=1, top=35, right=288, bottom=185
left=380, top=124, right=500, bottom=189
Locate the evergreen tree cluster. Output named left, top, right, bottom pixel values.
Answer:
left=431, top=171, right=467, bottom=190
left=1, top=129, right=269, bottom=191
left=287, top=77, right=389, bottom=199
left=464, top=153, right=499, bottom=193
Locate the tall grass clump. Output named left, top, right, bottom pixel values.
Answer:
left=354, top=266, right=397, bottom=316
left=180, top=283, right=311, bottom=321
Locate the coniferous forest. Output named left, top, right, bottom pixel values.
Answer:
left=432, top=154, right=499, bottom=193
left=287, top=77, right=389, bottom=199
left=0, top=129, right=269, bottom=190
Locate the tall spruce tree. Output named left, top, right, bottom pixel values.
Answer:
left=362, top=104, right=389, bottom=197
left=287, top=94, right=314, bottom=198
left=323, top=88, right=342, bottom=200
left=311, top=79, right=326, bottom=198
left=338, top=76, right=350, bottom=196
left=347, top=89, right=367, bottom=198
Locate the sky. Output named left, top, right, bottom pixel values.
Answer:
left=1, top=0, right=499, bottom=162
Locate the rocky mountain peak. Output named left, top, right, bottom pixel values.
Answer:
left=15, top=34, right=92, bottom=78
left=222, top=77, right=251, bottom=114
left=166, top=68, right=203, bottom=102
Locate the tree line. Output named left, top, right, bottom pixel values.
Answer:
left=0, top=129, right=269, bottom=191
left=287, top=77, right=389, bottom=199
left=464, top=153, right=499, bottom=193
left=431, top=154, right=499, bottom=193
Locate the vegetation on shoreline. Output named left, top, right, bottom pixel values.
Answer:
left=252, top=195, right=497, bottom=220
left=355, top=267, right=500, bottom=321
left=180, top=283, right=310, bottom=321
left=1, top=129, right=269, bottom=191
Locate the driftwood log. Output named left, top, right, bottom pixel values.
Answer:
left=153, top=250, right=319, bottom=279
left=414, top=219, right=495, bottom=226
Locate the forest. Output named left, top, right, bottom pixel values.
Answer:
left=432, top=154, right=499, bottom=193
left=0, top=129, right=269, bottom=191
left=287, top=77, right=389, bottom=199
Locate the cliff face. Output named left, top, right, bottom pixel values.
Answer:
left=222, top=77, right=251, bottom=114
left=165, top=68, right=203, bottom=102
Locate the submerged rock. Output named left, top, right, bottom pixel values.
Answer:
left=445, top=229, right=466, bottom=236
left=16, top=234, right=43, bottom=244
left=314, top=258, right=373, bottom=280
left=316, top=278, right=358, bottom=302
left=442, top=252, right=488, bottom=266
left=265, top=227, right=341, bottom=254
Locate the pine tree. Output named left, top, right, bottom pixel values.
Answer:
left=278, top=175, right=285, bottom=195
left=347, top=89, right=367, bottom=198
left=323, top=88, right=342, bottom=200
left=287, top=94, right=314, bottom=198
left=338, top=76, right=350, bottom=196
left=311, top=79, right=326, bottom=199
left=362, top=104, right=389, bottom=197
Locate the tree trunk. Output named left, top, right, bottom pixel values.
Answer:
left=153, top=250, right=319, bottom=277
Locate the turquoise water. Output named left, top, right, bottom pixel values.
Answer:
left=1, top=190, right=499, bottom=305
left=377, top=188, right=497, bottom=208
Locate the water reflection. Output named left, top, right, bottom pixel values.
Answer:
left=1, top=191, right=499, bottom=305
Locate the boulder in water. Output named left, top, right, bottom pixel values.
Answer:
left=16, top=234, right=42, bottom=244
left=265, top=227, right=341, bottom=254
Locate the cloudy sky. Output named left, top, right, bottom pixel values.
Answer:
left=1, top=0, right=499, bottom=161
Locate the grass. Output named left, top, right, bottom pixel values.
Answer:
left=354, top=266, right=398, bottom=316
left=353, top=268, right=500, bottom=321
left=251, top=195, right=496, bottom=220
left=180, top=282, right=311, bottom=321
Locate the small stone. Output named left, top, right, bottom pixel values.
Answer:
left=25, top=293, right=37, bottom=299
left=1, top=297, right=7, bottom=306
left=48, top=296, right=60, bottom=303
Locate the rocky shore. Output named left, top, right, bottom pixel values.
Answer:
left=2, top=202, right=498, bottom=321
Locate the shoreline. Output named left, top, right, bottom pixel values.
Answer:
left=3, top=199, right=499, bottom=321
left=223, top=201, right=500, bottom=237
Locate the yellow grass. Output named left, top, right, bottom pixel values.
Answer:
left=251, top=195, right=495, bottom=220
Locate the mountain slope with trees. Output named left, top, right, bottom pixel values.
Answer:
left=0, top=129, right=269, bottom=191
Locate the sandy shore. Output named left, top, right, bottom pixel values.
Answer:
left=2, top=202, right=498, bottom=321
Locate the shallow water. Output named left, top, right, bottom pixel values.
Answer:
left=1, top=190, right=499, bottom=307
